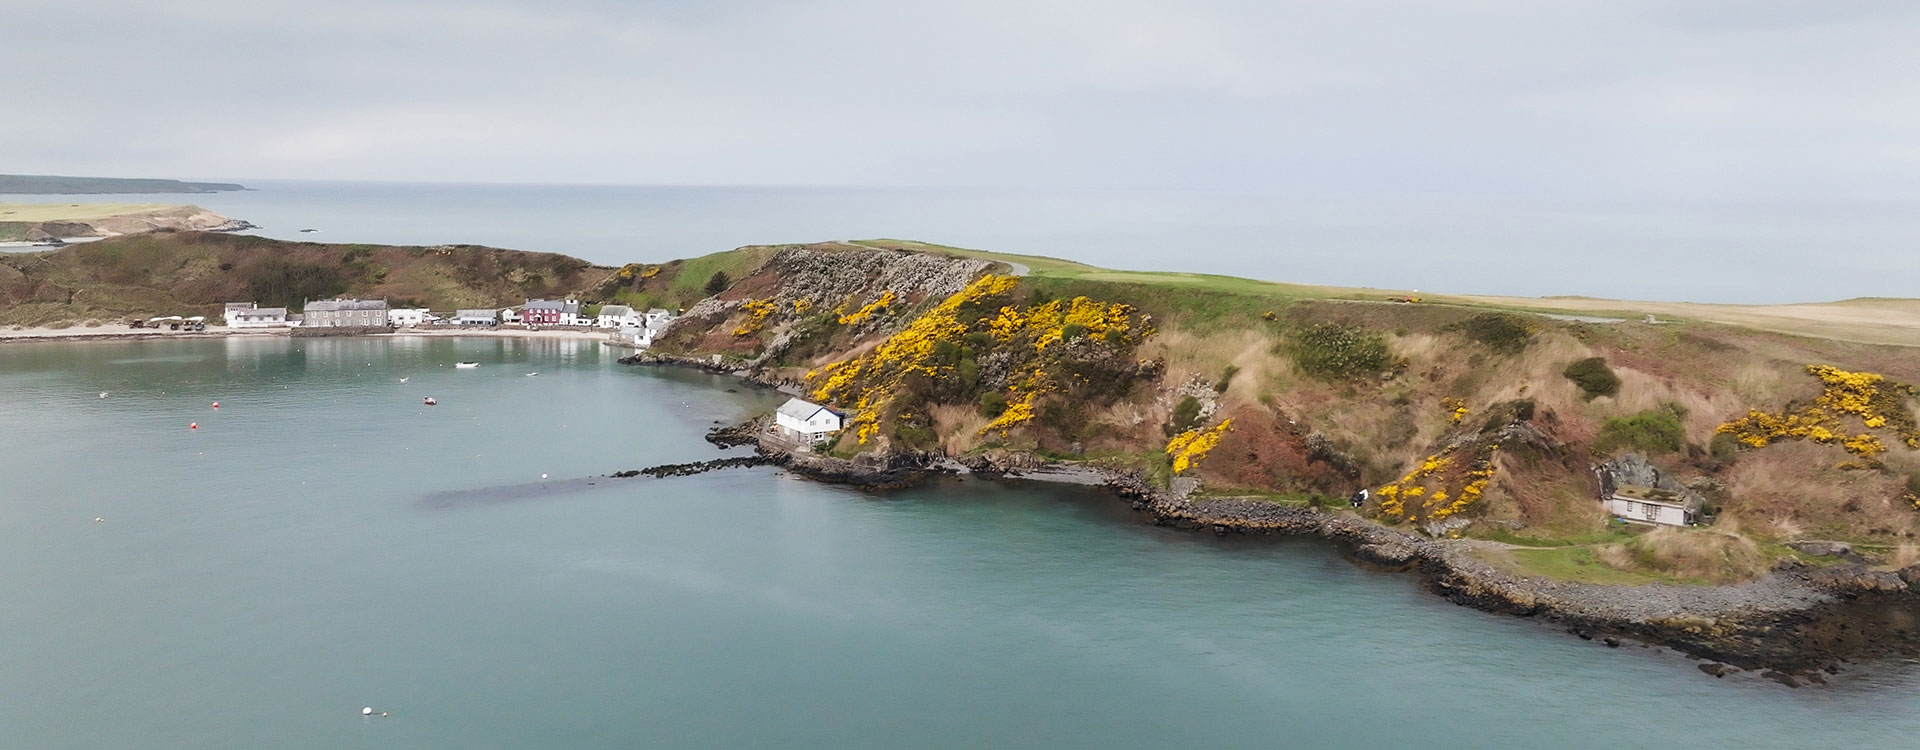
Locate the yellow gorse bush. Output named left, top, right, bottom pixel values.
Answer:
left=837, top=291, right=896, bottom=326
left=1375, top=444, right=1497, bottom=523
left=806, top=274, right=1147, bottom=446
left=1442, top=397, right=1469, bottom=425
left=808, top=275, right=1021, bottom=444
left=1166, top=419, right=1233, bottom=474
left=1716, top=364, right=1920, bottom=457
left=732, top=298, right=777, bottom=337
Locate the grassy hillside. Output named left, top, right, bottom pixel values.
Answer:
left=660, top=239, right=1920, bottom=584
left=0, top=231, right=614, bottom=327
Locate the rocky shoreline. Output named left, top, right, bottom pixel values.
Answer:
left=617, top=356, right=1920, bottom=684
left=759, top=434, right=1920, bottom=683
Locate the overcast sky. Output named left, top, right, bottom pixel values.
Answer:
left=7, top=0, right=1919, bottom=197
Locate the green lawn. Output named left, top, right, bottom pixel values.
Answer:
left=1501, top=547, right=1702, bottom=586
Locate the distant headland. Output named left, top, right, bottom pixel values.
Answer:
left=0, top=174, right=248, bottom=195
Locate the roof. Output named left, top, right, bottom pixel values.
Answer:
left=454, top=308, right=497, bottom=318
left=306, top=298, right=388, bottom=312
left=600, top=305, right=634, bottom=317
left=777, top=398, right=838, bottom=423
left=646, top=308, right=672, bottom=316
left=237, top=307, right=287, bottom=316
left=524, top=298, right=581, bottom=313
left=1611, top=484, right=1699, bottom=509
left=224, top=301, right=256, bottom=311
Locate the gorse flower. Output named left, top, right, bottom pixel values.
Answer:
left=1373, top=444, right=1498, bottom=523
left=1166, top=419, right=1233, bottom=474
left=1716, top=364, right=1920, bottom=457
left=732, top=299, right=777, bottom=337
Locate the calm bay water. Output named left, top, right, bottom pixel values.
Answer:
left=3, top=338, right=1919, bottom=748
left=6, top=181, right=1919, bottom=303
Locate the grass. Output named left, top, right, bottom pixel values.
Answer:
left=1498, top=547, right=1702, bottom=585
left=866, top=237, right=1920, bottom=348
left=1469, top=525, right=1639, bottom=548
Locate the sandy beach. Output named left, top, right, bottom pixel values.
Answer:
left=0, top=325, right=614, bottom=344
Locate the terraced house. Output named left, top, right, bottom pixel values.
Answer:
left=303, top=298, right=390, bottom=328
left=522, top=298, right=583, bottom=326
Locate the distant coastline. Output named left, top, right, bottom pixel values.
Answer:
left=0, top=174, right=247, bottom=195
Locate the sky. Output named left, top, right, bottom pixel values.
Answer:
left=7, top=0, right=1920, bottom=199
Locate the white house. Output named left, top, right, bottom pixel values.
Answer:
left=453, top=309, right=498, bottom=326
left=388, top=308, right=438, bottom=327
left=1604, top=484, right=1699, bottom=527
left=222, top=302, right=289, bottom=328
left=500, top=307, right=522, bottom=324
left=597, top=304, right=643, bottom=329
left=775, top=398, right=844, bottom=444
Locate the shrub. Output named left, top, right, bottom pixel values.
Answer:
left=703, top=271, right=731, bottom=295
left=977, top=390, right=1007, bottom=418
left=1447, top=312, right=1534, bottom=354
left=1563, top=357, right=1621, bottom=400
left=1286, top=324, right=1391, bottom=380
left=248, top=259, right=348, bottom=309
left=1709, top=432, right=1740, bottom=463
left=1166, top=395, right=1203, bottom=436
left=1215, top=365, right=1240, bottom=393
left=1594, top=407, right=1686, bottom=456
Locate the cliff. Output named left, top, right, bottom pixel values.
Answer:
left=636, top=240, right=1920, bottom=587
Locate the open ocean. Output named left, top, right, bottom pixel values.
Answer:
left=4, top=337, right=1919, bottom=749
left=4, top=180, right=1915, bottom=303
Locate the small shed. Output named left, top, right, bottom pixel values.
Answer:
left=1604, top=484, right=1699, bottom=527
left=775, top=398, right=844, bottom=444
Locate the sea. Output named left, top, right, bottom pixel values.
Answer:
left=4, top=180, right=1917, bottom=303
left=3, top=338, right=1919, bottom=749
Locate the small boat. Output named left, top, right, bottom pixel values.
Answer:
left=422, top=396, right=438, bottom=406
left=455, top=362, right=479, bottom=369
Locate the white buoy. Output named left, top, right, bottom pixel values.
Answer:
left=362, top=707, right=373, bottom=716
left=541, top=473, right=548, bottom=479
left=94, top=517, right=103, bottom=523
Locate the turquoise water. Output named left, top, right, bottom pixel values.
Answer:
left=3, top=338, right=1919, bottom=748
left=5, top=181, right=1917, bottom=303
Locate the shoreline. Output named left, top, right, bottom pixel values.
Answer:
left=625, top=362, right=1920, bottom=685
left=0, top=325, right=615, bottom=345
left=763, top=441, right=1920, bottom=683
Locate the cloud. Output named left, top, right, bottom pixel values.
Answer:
left=3, top=0, right=1917, bottom=199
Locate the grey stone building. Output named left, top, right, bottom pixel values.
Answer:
left=303, top=298, right=390, bottom=328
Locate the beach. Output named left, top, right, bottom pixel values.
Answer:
left=0, top=325, right=613, bottom=344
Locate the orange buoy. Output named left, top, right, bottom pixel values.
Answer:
left=189, top=422, right=199, bottom=430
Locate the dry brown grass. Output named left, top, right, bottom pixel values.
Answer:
left=1719, top=442, right=1919, bottom=540
left=930, top=403, right=991, bottom=454
left=1595, top=521, right=1768, bottom=583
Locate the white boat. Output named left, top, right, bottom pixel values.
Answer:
left=455, top=362, right=480, bottom=369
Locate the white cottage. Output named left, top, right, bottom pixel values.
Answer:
left=222, top=302, right=289, bottom=328
left=388, top=308, right=438, bottom=327
left=597, top=304, right=642, bottom=329
left=775, top=398, right=844, bottom=444
left=1604, top=485, right=1699, bottom=527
